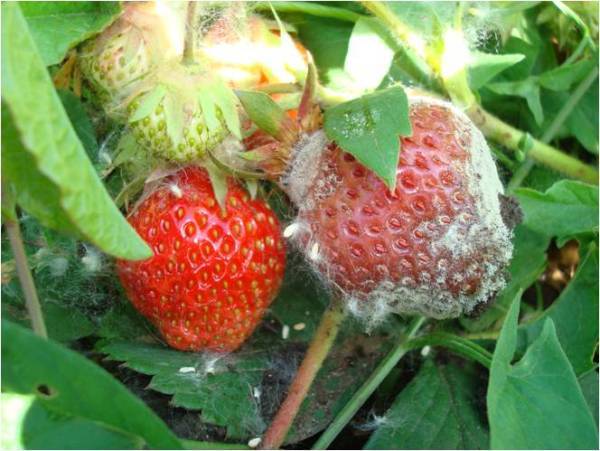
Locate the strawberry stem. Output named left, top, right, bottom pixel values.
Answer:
left=405, top=331, right=493, bottom=369
left=180, top=439, right=250, bottom=450
left=312, top=315, right=426, bottom=450
left=5, top=217, right=48, bottom=338
left=255, top=83, right=300, bottom=95
left=182, top=1, right=198, bottom=66
left=507, top=65, right=600, bottom=191
left=466, top=104, right=599, bottom=185
left=359, top=1, right=599, bottom=184
left=254, top=1, right=361, bottom=23
left=260, top=298, right=347, bottom=449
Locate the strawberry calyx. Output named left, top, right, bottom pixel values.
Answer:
left=125, top=63, right=242, bottom=163
left=236, top=63, right=322, bottom=179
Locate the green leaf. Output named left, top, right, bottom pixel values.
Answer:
left=20, top=1, right=121, bottom=66
left=522, top=164, right=565, bottom=192
left=324, top=86, right=411, bottom=189
left=97, top=302, right=153, bottom=341
left=236, top=90, right=291, bottom=140
left=579, top=370, right=599, bottom=427
left=1, top=393, right=142, bottom=450
left=567, top=79, right=599, bottom=154
left=1, top=108, right=75, bottom=235
left=57, top=89, right=98, bottom=159
left=539, top=59, right=596, bottom=91
left=2, top=284, right=98, bottom=344
left=385, top=2, right=457, bottom=42
left=515, top=180, right=599, bottom=244
left=487, top=77, right=544, bottom=125
left=1, top=3, right=152, bottom=260
left=520, top=244, right=599, bottom=375
left=487, top=297, right=598, bottom=449
left=1, top=320, right=182, bottom=449
left=365, top=360, right=489, bottom=450
left=344, top=18, right=394, bottom=91
left=502, top=36, right=539, bottom=79
left=45, top=302, right=96, bottom=342
left=99, top=341, right=271, bottom=440
left=1, top=217, right=131, bottom=343
left=291, top=15, right=353, bottom=80
left=468, top=52, right=525, bottom=90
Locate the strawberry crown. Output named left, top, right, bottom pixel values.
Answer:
left=125, top=64, right=242, bottom=151
left=235, top=63, right=322, bottom=179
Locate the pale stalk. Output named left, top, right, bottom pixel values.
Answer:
left=5, top=218, right=47, bottom=338
left=362, top=0, right=598, bottom=184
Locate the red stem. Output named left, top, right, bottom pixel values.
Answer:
left=260, top=299, right=346, bottom=449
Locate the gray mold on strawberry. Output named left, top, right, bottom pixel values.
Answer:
left=281, top=96, right=514, bottom=322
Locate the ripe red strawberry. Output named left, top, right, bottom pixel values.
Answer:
left=116, top=167, right=286, bottom=351
left=248, top=96, right=512, bottom=319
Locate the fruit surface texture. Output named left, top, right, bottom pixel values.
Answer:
left=117, top=167, right=286, bottom=351
left=285, top=96, right=513, bottom=319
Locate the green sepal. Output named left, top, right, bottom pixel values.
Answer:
left=129, top=85, right=166, bottom=122
left=245, top=179, right=258, bottom=200
left=198, top=88, right=220, bottom=134
left=236, top=90, right=293, bottom=140
left=163, top=92, right=185, bottom=147
left=204, top=161, right=229, bottom=212
left=213, top=80, right=242, bottom=140
left=298, top=62, right=317, bottom=121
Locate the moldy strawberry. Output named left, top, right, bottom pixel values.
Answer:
left=244, top=94, right=513, bottom=320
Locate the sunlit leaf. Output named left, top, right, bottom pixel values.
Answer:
left=324, top=86, right=411, bottom=189
left=487, top=297, right=598, bottom=449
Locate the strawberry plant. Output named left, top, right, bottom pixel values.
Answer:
left=1, top=2, right=598, bottom=450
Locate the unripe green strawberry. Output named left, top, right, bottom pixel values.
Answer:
left=127, top=65, right=241, bottom=163
left=79, top=2, right=181, bottom=118
left=128, top=96, right=227, bottom=163
left=116, top=166, right=286, bottom=352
